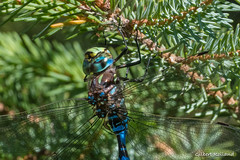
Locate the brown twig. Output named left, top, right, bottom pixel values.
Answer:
left=161, top=51, right=239, bottom=107
left=182, top=50, right=240, bottom=64
left=95, top=0, right=110, bottom=11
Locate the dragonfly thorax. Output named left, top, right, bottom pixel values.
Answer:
left=87, top=67, right=126, bottom=118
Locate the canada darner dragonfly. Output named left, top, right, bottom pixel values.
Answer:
left=0, top=30, right=240, bottom=160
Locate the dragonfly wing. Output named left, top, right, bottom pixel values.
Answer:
left=0, top=98, right=103, bottom=159
left=48, top=116, right=104, bottom=160
left=126, top=110, right=240, bottom=160
left=120, top=68, right=202, bottom=118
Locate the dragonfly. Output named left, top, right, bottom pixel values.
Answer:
left=0, top=29, right=240, bottom=160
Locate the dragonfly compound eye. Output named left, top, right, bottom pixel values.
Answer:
left=83, top=47, right=114, bottom=75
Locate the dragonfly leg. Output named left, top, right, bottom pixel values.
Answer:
left=115, top=28, right=141, bottom=69
left=114, top=27, right=128, bottom=63
left=118, top=55, right=152, bottom=83
left=127, top=55, right=152, bottom=82
left=103, top=30, right=107, bottom=46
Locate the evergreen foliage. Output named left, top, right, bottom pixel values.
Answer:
left=0, top=0, right=240, bottom=159
left=0, top=32, right=86, bottom=111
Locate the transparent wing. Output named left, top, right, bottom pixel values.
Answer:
left=117, top=63, right=200, bottom=118
left=0, top=98, right=105, bottom=160
left=126, top=110, right=240, bottom=160
left=119, top=57, right=227, bottom=118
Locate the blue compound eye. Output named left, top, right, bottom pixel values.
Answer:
left=83, top=47, right=114, bottom=75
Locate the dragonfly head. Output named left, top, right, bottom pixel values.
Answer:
left=83, top=47, right=114, bottom=75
